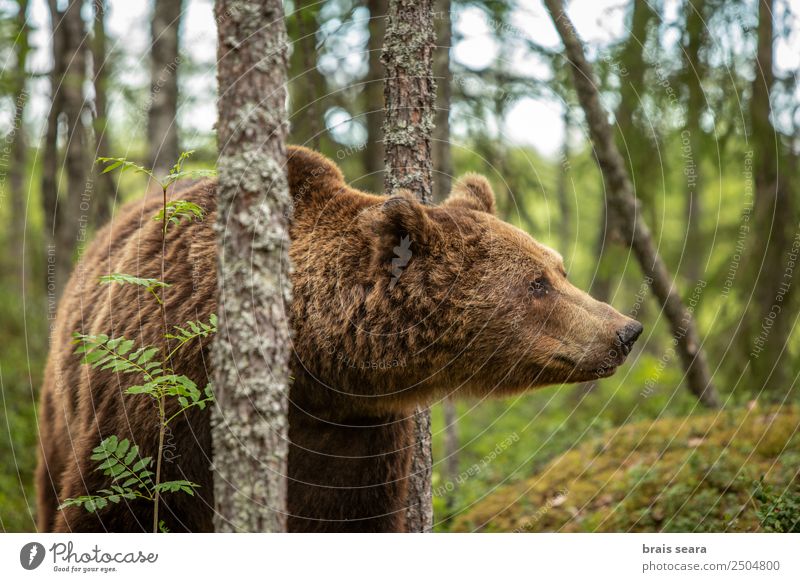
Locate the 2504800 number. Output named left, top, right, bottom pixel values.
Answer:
left=730, top=560, right=780, bottom=571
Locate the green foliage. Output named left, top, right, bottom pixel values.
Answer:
left=99, top=273, right=171, bottom=304
left=57, top=436, right=198, bottom=514
left=73, top=333, right=163, bottom=376
left=153, top=199, right=205, bottom=228
left=57, top=154, right=217, bottom=531
left=753, top=479, right=800, bottom=533
left=98, top=150, right=216, bottom=192
left=97, top=157, right=156, bottom=181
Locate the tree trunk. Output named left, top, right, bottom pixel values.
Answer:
left=42, top=0, right=64, bottom=291
left=47, top=0, right=88, bottom=299
left=91, top=0, right=115, bottom=227
left=382, top=0, right=436, bottom=531
left=288, top=0, right=324, bottom=151
left=544, top=0, right=720, bottom=408
left=148, top=0, right=182, bottom=177
left=364, top=0, right=387, bottom=193
left=212, top=0, right=292, bottom=533
left=682, top=0, right=706, bottom=283
left=431, top=0, right=458, bottom=512
left=740, top=0, right=795, bottom=398
left=8, top=0, right=30, bottom=287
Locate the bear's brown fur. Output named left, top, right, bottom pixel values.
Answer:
left=36, top=146, right=641, bottom=532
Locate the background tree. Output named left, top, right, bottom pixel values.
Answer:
left=364, top=0, right=388, bottom=193
left=211, top=0, right=293, bottom=532
left=737, top=0, right=797, bottom=397
left=41, top=0, right=89, bottom=298
left=288, top=0, right=325, bottom=151
left=544, top=0, right=720, bottom=408
left=148, top=0, right=183, bottom=177
left=91, top=0, right=115, bottom=227
left=382, top=0, right=436, bottom=532
left=4, top=0, right=29, bottom=287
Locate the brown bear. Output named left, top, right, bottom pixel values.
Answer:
left=36, top=146, right=642, bottom=533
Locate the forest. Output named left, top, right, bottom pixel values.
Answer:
left=0, top=0, right=799, bottom=534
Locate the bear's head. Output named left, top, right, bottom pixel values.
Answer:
left=287, top=146, right=642, bottom=411
left=363, top=174, right=642, bottom=398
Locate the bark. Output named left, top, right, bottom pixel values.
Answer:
left=382, top=0, right=436, bottom=531
left=382, top=0, right=435, bottom=202
left=92, top=0, right=115, bottom=226
left=741, top=0, right=795, bottom=397
left=364, top=0, right=387, bottom=192
left=544, top=0, right=720, bottom=408
left=212, top=0, right=292, bottom=532
left=148, top=0, right=182, bottom=177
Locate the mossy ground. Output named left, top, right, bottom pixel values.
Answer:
left=450, top=405, right=800, bottom=532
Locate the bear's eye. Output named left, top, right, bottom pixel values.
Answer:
left=528, top=277, right=550, bottom=297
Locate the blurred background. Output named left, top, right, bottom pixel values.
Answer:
left=0, top=0, right=799, bottom=532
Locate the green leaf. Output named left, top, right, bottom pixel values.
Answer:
left=132, top=457, right=152, bottom=473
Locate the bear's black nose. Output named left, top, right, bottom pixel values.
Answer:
left=616, top=322, right=643, bottom=355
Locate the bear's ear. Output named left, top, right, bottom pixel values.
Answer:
left=369, top=190, right=438, bottom=266
left=444, top=173, right=496, bottom=214
left=286, top=145, right=345, bottom=205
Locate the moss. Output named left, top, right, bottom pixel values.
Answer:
left=451, top=405, right=800, bottom=532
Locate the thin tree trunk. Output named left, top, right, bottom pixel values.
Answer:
left=364, top=0, right=387, bottom=193
left=8, top=0, right=30, bottom=287
left=682, top=0, right=706, bottom=283
left=42, top=0, right=64, bottom=285
left=544, top=0, right=720, bottom=408
left=52, top=0, right=88, bottom=298
left=432, top=0, right=458, bottom=512
left=557, top=107, right=571, bottom=259
left=289, top=0, right=324, bottom=150
left=382, top=0, right=436, bottom=531
left=148, top=0, right=182, bottom=177
left=91, top=0, right=115, bottom=226
left=442, top=397, right=459, bottom=512
left=741, top=0, right=795, bottom=397
left=212, top=0, right=292, bottom=533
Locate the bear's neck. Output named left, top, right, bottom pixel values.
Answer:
left=287, top=400, right=414, bottom=532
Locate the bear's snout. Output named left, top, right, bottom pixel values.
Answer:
left=615, top=321, right=643, bottom=356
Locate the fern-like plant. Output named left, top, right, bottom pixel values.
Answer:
left=59, top=152, right=217, bottom=533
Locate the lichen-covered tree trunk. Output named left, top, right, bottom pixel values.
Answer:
left=212, top=0, right=292, bottom=533
left=544, top=0, right=720, bottom=408
left=148, top=0, right=182, bottom=177
left=382, top=0, right=435, bottom=532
